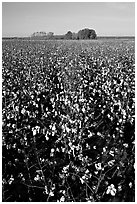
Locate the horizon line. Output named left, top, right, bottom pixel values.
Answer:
left=2, top=35, right=135, bottom=38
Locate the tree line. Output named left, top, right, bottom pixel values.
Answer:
left=31, top=28, right=97, bottom=40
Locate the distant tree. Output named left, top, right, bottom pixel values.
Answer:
left=31, top=32, right=47, bottom=37
left=65, top=31, right=73, bottom=39
left=47, top=32, right=54, bottom=39
left=77, top=28, right=97, bottom=39
left=89, top=30, right=97, bottom=39
left=72, top=32, right=78, bottom=40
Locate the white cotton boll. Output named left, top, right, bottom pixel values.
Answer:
left=85, top=169, right=90, bottom=174
left=52, top=184, right=56, bottom=191
left=52, top=124, right=56, bottom=131
left=109, top=150, right=115, bottom=156
left=52, top=131, right=55, bottom=137
left=50, top=97, right=54, bottom=103
left=56, top=94, right=59, bottom=101
left=60, top=196, right=65, bottom=202
left=116, top=87, right=120, bottom=92
left=68, top=142, right=72, bottom=147
left=95, top=163, right=102, bottom=170
left=93, top=146, right=96, bottom=149
left=82, top=175, right=86, bottom=180
left=67, top=100, right=71, bottom=106
left=45, top=186, right=48, bottom=194
left=26, top=110, right=30, bottom=116
left=35, top=126, right=40, bottom=130
left=108, top=160, right=115, bottom=167
left=8, top=175, right=14, bottom=185
left=106, top=184, right=116, bottom=196
left=56, top=147, right=59, bottom=152
left=21, top=108, right=26, bottom=114
left=64, top=98, right=67, bottom=105
left=62, top=147, right=65, bottom=152
left=55, top=111, right=58, bottom=116
left=35, top=126, right=40, bottom=133
left=33, top=101, right=36, bottom=106
left=129, top=182, right=132, bottom=188
left=79, top=121, right=82, bottom=128
left=34, top=175, right=40, bottom=181
left=13, top=143, right=16, bottom=149
left=118, top=185, right=122, bottom=192
left=50, top=152, right=54, bottom=157
left=3, top=90, right=6, bottom=96
left=61, top=124, right=65, bottom=130
left=123, top=143, right=128, bottom=148
left=79, top=98, right=85, bottom=102
left=31, top=95, right=34, bottom=99
left=61, top=190, right=66, bottom=195
left=80, top=178, right=84, bottom=184
left=15, top=106, right=19, bottom=112
left=45, top=135, right=49, bottom=141
left=75, top=103, right=79, bottom=112
left=97, top=132, right=101, bottom=136
left=94, top=171, right=98, bottom=175
left=88, top=132, right=93, bottom=138
left=7, top=123, right=10, bottom=127
left=32, top=129, right=37, bottom=136
left=86, top=143, right=90, bottom=148
left=107, top=114, right=111, bottom=118
left=103, top=147, right=107, bottom=152
left=66, top=125, right=70, bottom=133
left=51, top=148, right=55, bottom=153
left=72, top=128, right=77, bottom=134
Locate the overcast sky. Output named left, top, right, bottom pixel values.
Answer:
left=2, top=2, right=135, bottom=37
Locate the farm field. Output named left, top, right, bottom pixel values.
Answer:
left=2, top=39, right=135, bottom=202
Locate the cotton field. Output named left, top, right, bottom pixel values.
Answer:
left=2, top=39, right=135, bottom=202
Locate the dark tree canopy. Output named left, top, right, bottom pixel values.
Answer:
left=65, top=31, right=73, bottom=39
left=72, top=32, right=78, bottom=40
left=77, top=28, right=97, bottom=39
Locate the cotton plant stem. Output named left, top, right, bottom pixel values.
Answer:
left=95, top=169, right=104, bottom=194
left=66, top=177, right=76, bottom=202
left=5, top=195, right=12, bottom=201
left=33, top=135, right=47, bottom=187
left=86, top=184, right=88, bottom=199
left=95, top=164, right=118, bottom=195
left=21, top=182, right=45, bottom=189
left=46, top=180, right=53, bottom=202
left=69, top=172, right=94, bottom=195
left=23, top=147, right=35, bottom=198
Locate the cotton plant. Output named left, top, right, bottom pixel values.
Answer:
left=8, top=175, right=14, bottom=185
left=50, top=148, right=55, bottom=157
left=106, top=184, right=117, bottom=196
left=32, top=126, right=40, bottom=136
left=108, top=160, right=115, bottom=167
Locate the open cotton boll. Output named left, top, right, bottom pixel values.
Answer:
left=32, top=128, right=37, bottom=136
left=106, top=184, right=116, bottom=196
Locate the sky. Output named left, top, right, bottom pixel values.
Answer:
left=2, top=2, right=135, bottom=37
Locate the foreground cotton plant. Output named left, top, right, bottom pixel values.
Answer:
left=106, top=184, right=117, bottom=196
